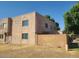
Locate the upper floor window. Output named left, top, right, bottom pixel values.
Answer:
left=3, top=23, right=7, bottom=28
left=0, top=23, right=7, bottom=28
left=45, top=23, right=48, bottom=28
left=22, top=20, right=28, bottom=27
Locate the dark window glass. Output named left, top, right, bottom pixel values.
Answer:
left=22, top=20, right=28, bottom=27
left=22, top=33, right=28, bottom=39
left=45, top=23, right=48, bottom=28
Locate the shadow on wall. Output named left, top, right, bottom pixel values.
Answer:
left=36, top=31, right=59, bottom=34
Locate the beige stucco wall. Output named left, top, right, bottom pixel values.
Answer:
left=49, top=21, right=59, bottom=34
left=12, top=12, right=36, bottom=45
left=35, top=13, right=58, bottom=34
left=36, top=34, right=68, bottom=50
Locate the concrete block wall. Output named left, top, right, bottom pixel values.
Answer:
left=36, top=34, right=68, bottom=50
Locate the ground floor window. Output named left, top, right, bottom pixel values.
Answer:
left=0, top=34, right=3, bottom=39
left=22, top=33, right=28, bottom=39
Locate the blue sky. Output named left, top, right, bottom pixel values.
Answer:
left=0, top=1, right=77, bottom=30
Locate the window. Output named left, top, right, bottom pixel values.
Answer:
left=22, top=20, right=28, bottom=27
left=0, top=23, right=7, bottom=28
left=3, top=23, right=7, bottom=28
left=22, top=33, right=28, bottom=39
left=45, top=23, right=48, bottom=28
left=0, top=23, right=3, bottom=28
left=0, top=34, right=3, bottom=39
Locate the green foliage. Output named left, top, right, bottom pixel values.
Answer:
left=50, top=19, right=55, bottom=22
left=45, top=15, right=55, bottom=22
left=64, top=3, right=79, bottom=34
left=45, top=15, right=51, bottom=20
left=55, top=22, right=60, bottom=30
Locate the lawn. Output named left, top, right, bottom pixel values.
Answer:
left=0, top=44, right=79, bottom=58
left=69, top=48, right=79, bottom=51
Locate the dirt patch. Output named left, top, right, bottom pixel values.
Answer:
left=0, top=44, right=78, bottom=58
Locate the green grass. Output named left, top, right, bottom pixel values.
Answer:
left=69, top=48, right=79, bottom=51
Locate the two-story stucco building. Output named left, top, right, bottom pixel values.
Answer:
left=0, top=12, right=58, bottom=45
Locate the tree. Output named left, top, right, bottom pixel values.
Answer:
left=64, top=3, right=79, bottom=34
left=55, top=22, right=60, bottom=30
left=45, top=15, right=55, bottom=22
